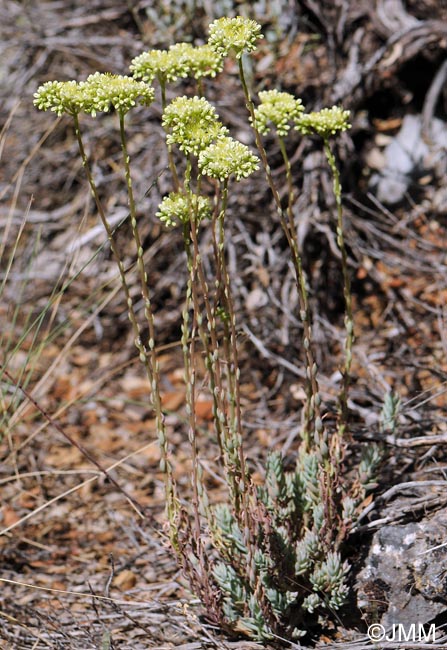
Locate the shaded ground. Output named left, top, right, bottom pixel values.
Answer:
left=1, top=1, right=447, bottom=648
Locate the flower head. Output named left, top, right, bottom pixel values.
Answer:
left=34, top=80, right=92, bottom=116
left=130, top=48, right=189, bottom=84
left=254, top=90, right=305, bottom=136
left=34, top=75, right=154, bottom=117
left=84, top=72, right=154, bottom=115
left=208, top=16, right=262, bottom=59
left=168, top=43, right=224, bottom=79
left=162, top=96, right=228, bottom=156
left=295, top=106, right=351, bottom=138
left=198, top=136, right=259, bottom=181
left=156, top=192, right=211, bottom=227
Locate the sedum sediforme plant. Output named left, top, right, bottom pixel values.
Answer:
left=34, top=18, right=381, bottom=642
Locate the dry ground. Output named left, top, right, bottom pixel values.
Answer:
left=1, top=1, right=447, bottom=648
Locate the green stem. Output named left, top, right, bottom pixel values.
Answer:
left=217, top=180, right=248, bottom=499
left=323, top=138, right=353, bottom=437
left=277, top=135, right=295, bottom=212
left=213, top=177, right=256, bottom=588
left=277, top=136, right=323, bottom=447
left=182, top=215, right=204, bottom=552
left=159, top=77, right=180, bottom=192
left=73, top=113, right=140, bottom=352
left=183, top=182, right=232, bottom=490
left=238, top=59, right=323, bottom=450
left=117, top=111, right=179, bottom=531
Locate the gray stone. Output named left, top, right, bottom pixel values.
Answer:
left=369, top=114, right=447, bottom=205
left=356, top=506, right=447, bottom=627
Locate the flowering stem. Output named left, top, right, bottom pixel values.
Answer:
left=185, top=192, right=232, bottom=488
left=72, top=114, right=139, bottom=340
left=213, top=178, right=256, bottom=577
left=277, top=136, right=294, bottom=214
left=197, top=78, right=205, bottom=97
left=238, top=59, right=323, bottom=449
left=159, top=77, right=180, bottom=192
left=73, top=112, right=180, bottom=541
left=181, top=161, right=208, bottom=549
left=323, top=138, right=353, bottom=437
left=117, top=111, right=179, bottom=529
left=182, top=216, right=205, bottom=553
left=218, top=179, right=248, bottom=493
left=278, top=136, right=323, bottom=445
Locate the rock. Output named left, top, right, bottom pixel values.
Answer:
left=369, top=114, right=447, bottom=204
left=356, top=506, right=447, bottom=627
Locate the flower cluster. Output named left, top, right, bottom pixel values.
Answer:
left=33, top=80, right=91, bottom=116
left=83, top=72, right=154, bottom=115
left=198, top=136, right=259, bottom=181
left=254, top=90, right=305, bottom=136
left=156, top=191, right=211, bottom=227
left=130, top=42, right=223, bottom=85
left=162, top=96, right=228, bottom=156
left=295, top=106, right=351, bottom=138
left=130, top=48, right=188, bottom=84
left=208, top=16, right=262, bottom=59
left=34, top=75, right=154, bottom=117
left=169, top=43, right=224, bottom=79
